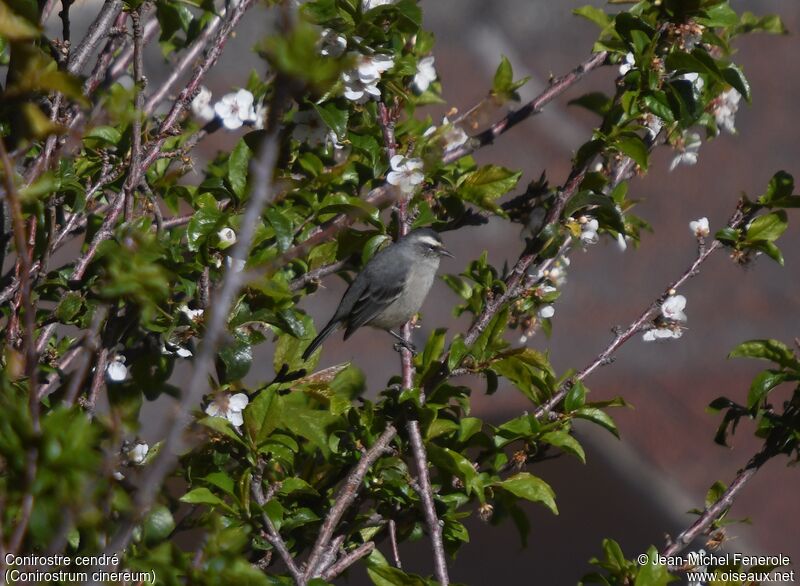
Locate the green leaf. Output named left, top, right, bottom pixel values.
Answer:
left=366, top=551, right=428, bottom=586
left=745, top=210, right=788, bottom=243
left=634, top=546, right=676, bottom=586
left=728, top=339, right=800, bottom=371
left=697, top=4, right=739, bottom=28
left=180, top=487, right=224, bottom=505
left=564, top=380, right=587, bottom=412
left=142, top=506, right=175, bottom=545
left=204, top=472, right=235, bottom=495
left=428, top=444, right=481, bottom=498
left=492, top=472, right=558, bottom=514
left=665, top=49, right=723, bottom=82
left=722, top=64, right=751, bottom=103
left=186, top=195, right=223, bottom=252
left=541, top=430, right=585, bottom=463
left=54, top=292, right=83, bottom=323
left=228, top=139, right=251, bottom=200
left=491, top=56, right=528, bottom=102
left=568, top=92, right=612, bottom=117
left=245, top=390, right=283, bottom=444
left=313, top=101, right=349, bottom=139
left=615, top=136, right=649, bottom=170
left=457, top=165, right=521, bottom=214
left=758, top=171, right=795, bottom=206
left=736, top=12, right=787, bottom=36
left=748, top=370, right=789, bottom=410
left=266, top=208, right=294, bottom=251
left=574, top=407, right=619, bottom=437
left=458, top=417, right=483, bottom=443
left=0, top=1, right=39, bottom=40
left=280, top=402, right=339, bottom=455
left=217, top=338, right=253, bottom=383
left=572, top=6, right=611, bottom=28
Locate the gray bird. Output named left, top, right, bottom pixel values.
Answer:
left=302, top=228, right=452, bottom=359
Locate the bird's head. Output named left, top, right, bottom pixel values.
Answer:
left=403, top=228, right=454, bottom=259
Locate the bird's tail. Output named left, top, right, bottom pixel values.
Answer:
left=302, top=319, right=340, bottom=360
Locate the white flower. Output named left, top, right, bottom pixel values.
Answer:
left=113, top=471, right=125, bottom=481
left=689, top=217, right=710, bottom=238
left=342, top=71, right=381, bottom=103
left=327, top=130, right=345, bottom=151
left=425, top=117, right=468, bottom=153
left=106, top=357, right=128, bottom=383
left=661, top=294, right=687, bottom=322
left=179, top=304, right=204, bottom=321
left=679, top=72, right=705, bottom=95
left=226, top=256, right=245, bottom=274
left=714, top=88, right=741, bottom=135
left=537, top=305, right=555, bottom=319
left=214, top=89, right=257, bottom=130
left=292, top=109, right=328, bottom=145
left=642, top=113, right=663, bottom=140
left=205, top=393, right=249, bottom=427
left=546, top=265, right=567, bottom=288
left=669, top=131, right=701, bottom=171
left=356, top=53, right=394, bottom=83
left=386, top=155, right=424, bottom=193
left=579, top=216, right=599, bottom=245
left=217, top=227, right=237, bottom=249
left=619, top=52, right=635, bottom=75
left=319, top=28, right=346, bottom=57
left=128, top=442, right=149, bottom=465
left=616, top=233, right=628, bottom=252
left=191, top=86, right=215, bottom=122
left=642, top=327, right=683, bottom=342
left=362, top=0, right=395, bottom=10
left=537, top=284, right=557, bottom=296
left=413, top=56, right=437, bottom=92
left=162, top=342, right=193, bottom=359
left=342, top=53, right=394, bottom=103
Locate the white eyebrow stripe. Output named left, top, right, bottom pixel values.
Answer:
left=417, top=235, right=441, bottom=247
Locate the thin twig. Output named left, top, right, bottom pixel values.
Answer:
left=442, top=51, right=608, bottom=163
left=388, top=519, right=402, bottom=568
left=67, top=0, right=123, bottom=76
left=289, top=258, right=350, bottom=291
left=304, top=425, right=398, bottom=581
left=0, top=139, right=39, bottom=423
left=125, top=6, right=146, bottom=221
left=320, top=542, right=376, bottom=582
left=251, top=473, right=304, bottom=583
left=661, top=445, right=773, bottom=557
left=144, top=10, right=224, bottom=116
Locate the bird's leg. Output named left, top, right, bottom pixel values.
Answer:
left=389, top=330, right=417, bottom=355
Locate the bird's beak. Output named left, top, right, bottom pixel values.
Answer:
left=439, top=247, right=454, bottom=258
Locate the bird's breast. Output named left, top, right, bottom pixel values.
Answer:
left=371, top=262, right=437, bottom=329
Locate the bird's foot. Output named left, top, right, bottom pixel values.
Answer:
left=392, top=340, right=418, bottom=356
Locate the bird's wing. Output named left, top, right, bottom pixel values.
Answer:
left=343, top=279, right=404, bottom=338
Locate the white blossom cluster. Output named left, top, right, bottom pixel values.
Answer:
left=191, top=87, right=265, bottom=130
left=387, top=155, right=424, bottom=193
left=343, top=53, right=395, bottom=103
left=642, top=292, right=687, bottom=342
